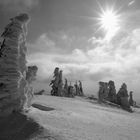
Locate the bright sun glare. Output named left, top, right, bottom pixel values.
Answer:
left=98, top=8, right=120, bottom=42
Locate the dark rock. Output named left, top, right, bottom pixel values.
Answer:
left=35, top=90, right=45, bottom=95
left=32, top=103, right=55, bottom=111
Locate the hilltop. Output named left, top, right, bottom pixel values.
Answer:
left=28, top=95, right=140, bottom=140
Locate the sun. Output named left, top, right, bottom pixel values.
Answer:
left=100, top=10, right=119, bottom=31
left=98, top=8, right=120, bottom=42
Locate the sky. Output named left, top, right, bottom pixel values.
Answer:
left=0, top=0, right=140, bottom=100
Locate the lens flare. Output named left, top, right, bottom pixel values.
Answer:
left=97, top=7, right=121, bottom=42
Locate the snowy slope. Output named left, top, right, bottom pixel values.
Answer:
left=28, top=95, right=140, bottom=140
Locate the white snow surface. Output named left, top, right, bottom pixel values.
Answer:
left=28, top=95, right=140, bottom=140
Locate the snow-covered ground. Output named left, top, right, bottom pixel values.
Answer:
left=28, top=95, right=140, bottom=140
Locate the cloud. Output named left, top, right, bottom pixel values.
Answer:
left=121, top=9, right=140, bottom=31
left=27, top=34, right=57, bottom=54
left=128, top=0, right=135, bottom=6
left=0, top=0, right=39, bottom=11
left=27, top=28, right=140, bottom=99
left=27, top=32, right=91, bottom=55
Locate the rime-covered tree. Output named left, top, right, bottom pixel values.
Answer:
left=50, top=67, right=63, bottom=96
left=117, top=83, right=132, bottom=111
left=108, top=80, right=117, bottom=103
left=74, top=81, right=78, bottom=96
left=24, top=65, right=38, bottom=108
left=129, top=91, right=134, bottom=106
left=98, top=82, right=109, bottom=101
left=0, top=13, right=30, bottom=115
left=79, top=80, right=84, bottom=96
left=64, top=78, right=68, bottom=96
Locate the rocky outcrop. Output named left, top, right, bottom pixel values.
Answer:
left=0, top=13, right=30, bottom=116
